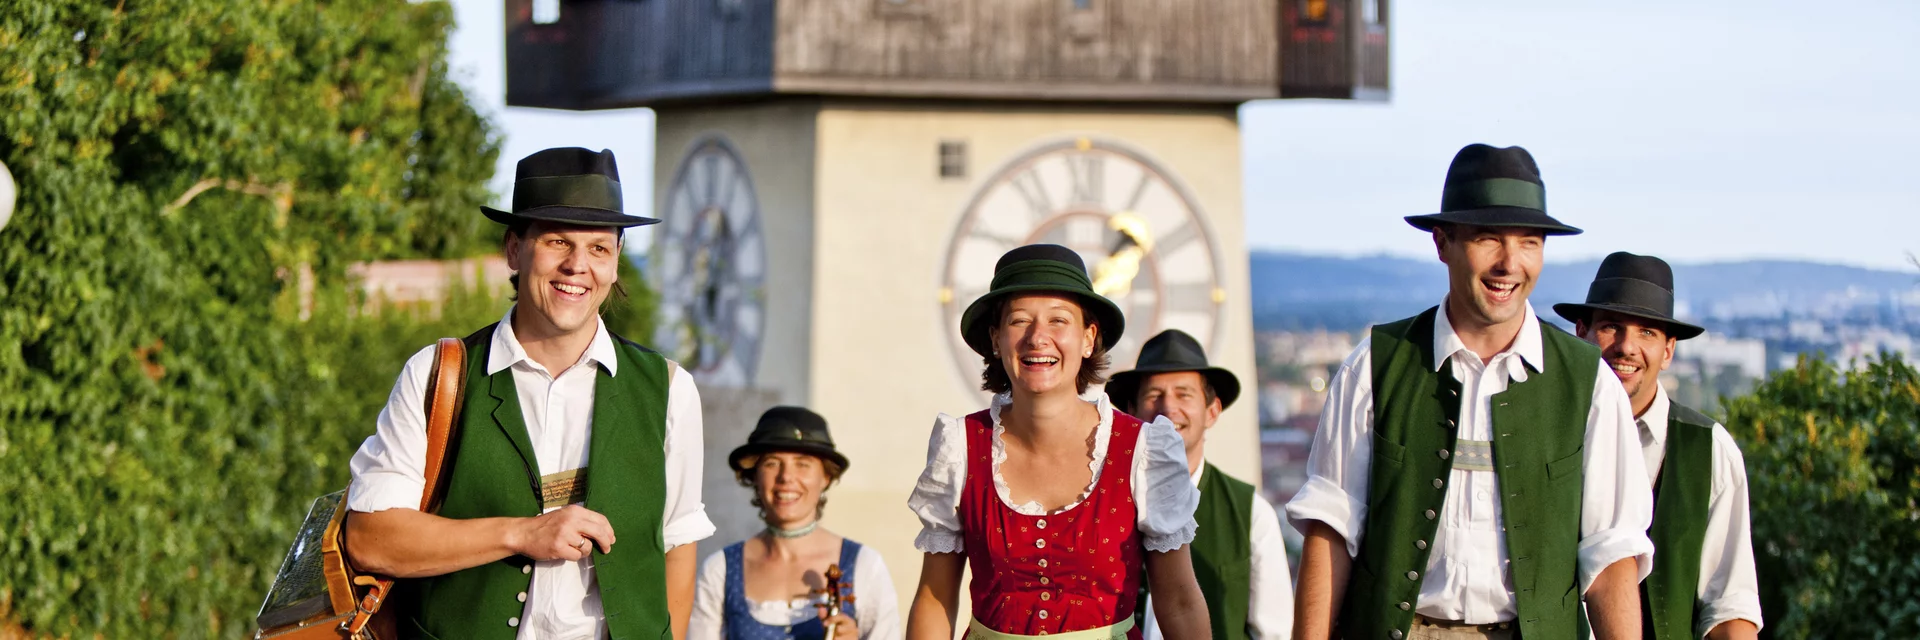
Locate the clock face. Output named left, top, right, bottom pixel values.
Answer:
left=653, top=135, right=765, bottom=388
left=939, top=137, right=1225, bottom=393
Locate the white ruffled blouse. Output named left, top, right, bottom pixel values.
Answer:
left=907, top=392, right=1201, bottom=554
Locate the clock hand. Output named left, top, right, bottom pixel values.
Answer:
left=1092, top=212, right=1153, bottom=298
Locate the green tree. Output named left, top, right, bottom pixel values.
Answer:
left=0, top=0, right=525, bottom=636
left=1720, top=354, right=1920, bottom=638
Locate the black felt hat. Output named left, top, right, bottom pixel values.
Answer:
left=1404, top=144, right=1582, bottom=236
left=1106, top=329, right=1241, bottom=413
left=728, top=406, right=849, bottom=473
left=958, top=244, right=1126, bottom=358
left=1552, top=252, right=1705, bottom=340
left=481, top=147, right=660, bottom=228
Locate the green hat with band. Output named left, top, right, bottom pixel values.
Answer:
left=959, top=244, right=1126, bottom=358
left=482, top=147, right=660, bottom=228
left=1404, top=144, right=1582, bottom=236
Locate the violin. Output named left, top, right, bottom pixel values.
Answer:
left=814, top=563, right=856, bottom=637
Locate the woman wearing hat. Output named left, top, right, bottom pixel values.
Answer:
left=905, top=244, right=1211, bottom=639
left=688, top=407, right=902, bottom=640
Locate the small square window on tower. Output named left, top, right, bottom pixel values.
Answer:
left=533, top=0, right=561, bottom=25
left=939, top=140, right=967, bottom=179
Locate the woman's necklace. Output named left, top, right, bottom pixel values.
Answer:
left=766, top=518, right=818, bottom=539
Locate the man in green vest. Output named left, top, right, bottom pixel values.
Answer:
left=1286, top=144, right=1657, bottom=640
left=1554, top=252, right=1764, bottom=640
left=343, top=148, right=716, bottom=640
left=1110, top=329, right=1294, bottom=640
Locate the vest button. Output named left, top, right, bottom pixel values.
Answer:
left=1398, top=602, right=1411, bottom=611
left=508, top=617, right=520, bottom=628
left=517, top=592, right=527, bottom=603
left=521, top=565, right=532, bottom=575
left=1446, top=419, right=1457, bottom=427
left=1038, top=610, right=1050, bottom=620
left=1431, top=478, right=1444, bottom=488
left=1406, top=570, right=1420, bottom=581
left=1041, top=592, right=1052, bottom=601
left=1391, top=630, right=1405, bottom=639
left=1424, top=509, right=1436, bottom=520
left=1415, top=540, right=1427, bottom=550
left=1036, top=539, right=1046, bottom=549
left=1438, top=450, right=1451, bottom=460
left=1041, top=576, right=1050, bottom=585
left=1038, top=559, right=1049, bottom=568
left=1037, top=519, right=1047, bottom=529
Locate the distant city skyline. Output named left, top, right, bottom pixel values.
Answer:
left=444, top=0, right=1920, bottom=269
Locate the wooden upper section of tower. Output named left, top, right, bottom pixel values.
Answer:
left=505, top=0, right=1390, bottom=109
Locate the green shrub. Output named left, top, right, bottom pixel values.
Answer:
left=1721, top=354, right=1920, bottom=639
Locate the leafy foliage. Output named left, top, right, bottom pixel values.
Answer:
left=1721, top=354, right=1920, bottom=638
left=0, top=0, right=660, bottom=637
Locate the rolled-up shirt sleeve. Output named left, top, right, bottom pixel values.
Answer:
left=661, top=365, right=717, bottom=550
left=1697, top=424, right=1764, bottom=636
left=908, top=414, right=968, bottom=553
left=1285, top=337, right=1376, bottom=558
left=1576, top=357, right=1657, bottom=594
left=1133, top=416, right=1201, bottom=552
left=347, top=344, right=440, bottom=513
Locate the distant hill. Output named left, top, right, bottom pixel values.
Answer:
left=1249, top=251, right=1920, bottom=331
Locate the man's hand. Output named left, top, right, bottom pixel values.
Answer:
left=508, top=505, right=616, bottom=562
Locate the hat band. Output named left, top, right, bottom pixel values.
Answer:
left=512, top=174, right=623, bottom=213
left=1441, top=177, right=1546, bottom=212
left=1586, top=277, right=1675, bottom=318
left=990, top=260, right=1094, bottom=291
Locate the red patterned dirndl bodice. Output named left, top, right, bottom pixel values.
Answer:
left=959, top=408, right=1147, bottom=638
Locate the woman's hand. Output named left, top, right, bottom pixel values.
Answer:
left=818, top=610, right=860, bottom=639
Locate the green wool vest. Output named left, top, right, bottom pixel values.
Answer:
left=1641, top=401, right=1715, bottom=640
left=401, top=324, right=674, bottom=640
left=1191, top=462, right=1257, bottom=640
left=1341, top=307, right=1599, bottom=640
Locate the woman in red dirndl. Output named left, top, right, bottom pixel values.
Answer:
left=905, top=245, right=1212, bottom=639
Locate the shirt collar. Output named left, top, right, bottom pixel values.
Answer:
left=987, top=388, right=1113, bottom=429
left=1640, top=383, right=1671, bottom=446
left=1189, top=461, right=1206, bottom=488
left=1432, top=297, right=1546, bottom=376
left=488, top=305, right=619, bottom=377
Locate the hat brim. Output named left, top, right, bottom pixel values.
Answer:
left=728, top=442, right=851, bottom=474
left=482, top=204, right=661, bottom=229
left=1551, top=302, right=1706, bottom=340
left=1405, top=206, right=1582, bottom=236
left=960, top=285, right=1126, bottom=358
left=1106, top=365, right=1241, bottom=414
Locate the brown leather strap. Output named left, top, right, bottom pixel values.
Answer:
left=350, top=337, right=467, bottom=638
left=419, top=337, right=467, bottom=513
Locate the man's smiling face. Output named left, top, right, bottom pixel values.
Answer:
left=506, top=221, right=622, bottom=339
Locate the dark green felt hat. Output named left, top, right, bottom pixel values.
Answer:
left=482, top=147, right=660, bottom=228
left=1404, top=144, right=1582, bottom=236
left=1107, top=329, right=1241, bottom=413
left=728, top=406, right=849, bottom=472
left=959, top=244, right=1126, bottom=358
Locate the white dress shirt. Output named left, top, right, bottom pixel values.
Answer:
left=1639, top=384, right=1765, bottom=636
left=908, top=392, right=1201, bottom=554
left=347, top=307, right=717, bottom=640
left=686, top=542, right=904, bottom=639
left=1141, top=464, right=1295, bottom=640
left=1285, top=301, right=1655, bottom=624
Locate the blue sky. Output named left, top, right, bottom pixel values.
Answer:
left=446, top=0, right=1920, bottom=269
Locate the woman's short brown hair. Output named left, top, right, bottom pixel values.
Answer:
left=977, top=296, right=1112, bottom=395
left=733, top=452, right=846, bottom=517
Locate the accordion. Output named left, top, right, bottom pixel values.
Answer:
left=254, top=337, right=467, bottom=639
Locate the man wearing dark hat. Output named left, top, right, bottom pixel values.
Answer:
left=1286, top=144, right=1655, bottom=640
left=345, top=148, right=716, bottom=640
left=1112, top=329, right=1294, bottom=640
left=1555, top=252, right=1763, bottom=640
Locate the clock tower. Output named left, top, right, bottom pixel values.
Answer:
left=507, top=0, right=1390, bottom=603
